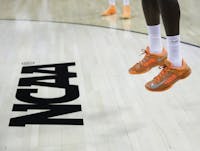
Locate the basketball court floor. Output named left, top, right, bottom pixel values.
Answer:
left=0, top=0, right=200, bottom=151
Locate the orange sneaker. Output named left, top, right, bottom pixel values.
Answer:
left=145, top=60, right=191, bottom=92
left=102, top=5, right=117, bottom=16
left=129, top=47, right=167, bottom=74
left=121, top=5, right=131, bottom=19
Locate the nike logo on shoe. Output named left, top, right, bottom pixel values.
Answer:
left=150, top=79, right=168, bottom=89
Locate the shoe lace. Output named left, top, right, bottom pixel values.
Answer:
left=139, top=49, right=147, bottom=56
left=154, top=65, right=169, bottom=82
left=137, top=49, right=150, bottom=64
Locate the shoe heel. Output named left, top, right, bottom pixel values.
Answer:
left=181, top=69, right=191, bottom=79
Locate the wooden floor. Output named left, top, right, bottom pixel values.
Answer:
left=0, top=0, right=200, bottom=46
left=0, top=20, right=200, bottom=151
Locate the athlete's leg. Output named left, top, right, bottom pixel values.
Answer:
left=123, top=0, right=130, bottom=5
left=129, top=0, right=166, bottom=74
left=121, top=0, right=131, bottom=19
left=142, top=0, right=162, bottom=54
left=129, top=0, right=166, bottom=75
left=145, top=0, right=191, bottom=91
left=157, top=0, right=180, bottom=36
left=109, top=0, right=116, bottom=5
left=142, top=0, right=160, bottom=26
left=157, top=0, right=182, bottom=67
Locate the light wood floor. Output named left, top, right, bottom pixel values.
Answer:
left=0, top=20, right=200, bottom=151
left=0, top=0, right=199, bottom=46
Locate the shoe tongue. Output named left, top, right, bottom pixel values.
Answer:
left=145, top=47, right=151, bottom=54
left=146, top=50, right=150, bottom=55
left=164, top=60, right=173, bottom=67
left=146, top=46, right=150, bottom=51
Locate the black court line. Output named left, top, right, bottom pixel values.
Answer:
left=0, top=18, right=199, bottom=48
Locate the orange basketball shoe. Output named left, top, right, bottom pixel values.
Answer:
left=145, top=59, right=191, bottom=92
left=129, top=47, right=167, bottom=74
left=102, top=5, right=117, bottom=16
left=121, top=5, right=131, bottom=19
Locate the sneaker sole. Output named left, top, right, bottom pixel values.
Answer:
left=102, top=12, right=116, bottom=16
left=145, top=68, right=192, bottom=92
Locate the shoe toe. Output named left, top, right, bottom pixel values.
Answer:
left=101, top=10, right=110, bottom=16
left=145, top=81, right=152, bottom=90
left=129, top=68, right=136, bottom=74
left=121, top=14, right=131, bottom=19
left=129, top=65, right=138, bottom=74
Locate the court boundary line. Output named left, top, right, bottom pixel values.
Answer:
left=0, top=18, right=199, bottom=48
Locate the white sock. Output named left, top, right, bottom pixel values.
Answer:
left=147, top=24, right=162, bottom=54
left=167, top=35, right=182, bottom=67
left=123, top=0, right=130, bottom=5
left=109, top=0, right=116, bottom=5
